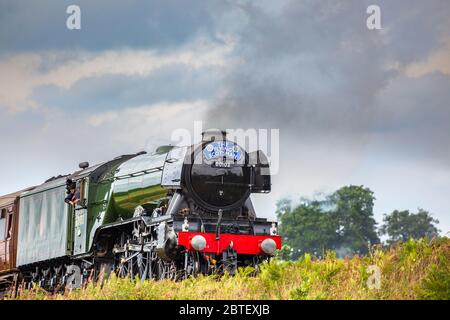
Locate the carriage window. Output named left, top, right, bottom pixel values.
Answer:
left=7, top=212, right=13, bottom=239
left=0, top=208, right=6, bottom=240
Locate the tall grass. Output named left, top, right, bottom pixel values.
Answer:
left=11, top=238, right=449, bottom=300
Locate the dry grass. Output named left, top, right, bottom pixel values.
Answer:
left=10, top=237, right=450, bottom=300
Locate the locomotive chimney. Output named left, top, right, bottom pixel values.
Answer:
left=201, top=129, right=227, bottom=142
left=79, top=162, right=89, bottom=169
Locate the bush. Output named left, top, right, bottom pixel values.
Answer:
left=9, top=238, right=449, bottom=300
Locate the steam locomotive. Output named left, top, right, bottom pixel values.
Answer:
left=0, top=130, right=281, bottom=294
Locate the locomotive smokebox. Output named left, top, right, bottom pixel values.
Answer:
left=161, top=128, right=271, bottom=213
left=184, top=132, right=251, bottom=212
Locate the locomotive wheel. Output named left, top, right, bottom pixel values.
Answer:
left=136, top=252, right=147, bottom=281
left=117, top=250, right=152, bottom=281
left=156, top=260, right=177, bottom=280
left=184, top=251, right=201, bottom=279
left=117, top=261, right=129, bottom=278
left=148, top=251, right=158, bottom=280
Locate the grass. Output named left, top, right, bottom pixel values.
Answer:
left=9, top=237, right=450, bottom=300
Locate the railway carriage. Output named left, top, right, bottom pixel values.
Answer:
left=0, top=189, right=32, bottom=293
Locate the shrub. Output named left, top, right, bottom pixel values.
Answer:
left=9, top=238, right=449, bottom=300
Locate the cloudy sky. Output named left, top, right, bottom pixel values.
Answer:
left=0, top=0, right=449, bottom=234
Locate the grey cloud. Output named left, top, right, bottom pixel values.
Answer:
left=207, top=0, right=392, bottom=134
left=0, top=100, right=207, bottom=196
left=203, top=0, right=450, bottom=228
left=372, top=72, right=450, bottom=168
left=377, top=0, right=450, bottom=65
left=31, top=64, right=221, bottom=113
left=206, top=0, right=450, bottom=152
left=0, top=0, right=222, bottom=54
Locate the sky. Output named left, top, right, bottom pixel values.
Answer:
left=0, top=0, right=449, bottom=234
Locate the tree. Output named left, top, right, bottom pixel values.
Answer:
left=277, top=185, right=380, bottom=259
left=277, top=200, right=337, bottom=259
left=380, top=209, right=440, bottom=244
left=330, top=185, right=380, bottom=255
left=275, top=198, right=292, bottom=220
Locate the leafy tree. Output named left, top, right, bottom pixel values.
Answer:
left=277, top=185, right=380, bottom=258
left=275, top=198, right=292, bottom=220
left=380, top=209, right=440, bottom=244
left=277, top=200, right=337, bottom=259
left=330, top=185, right=380, bottom=255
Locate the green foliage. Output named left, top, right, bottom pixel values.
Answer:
left=277, top=185, right=380, bottom=257
left=277, top=201, right=337, bottom=259
left=10, top=238, right=450, bottom=300
left=275, top=244, right=293, bottom=260
left=419, top=263, right=450, bottom=300
left=275, top=198, right=292, bottom=220
left=417, top=239, right=450, bottom=300
left=259, top=260, right=284, bottom=292
left=380, top=209, right=440, bottom=244
left=289, top=276, right=311, bottom=300
left=332, top=185, right=380, bottom=254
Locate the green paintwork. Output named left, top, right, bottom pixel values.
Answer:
left=111, top=152, right=167, bottom=216
left=16, top=180, right=71, bottom=266
left=84, top=149, right=172, bottom=252
left=15, top=147, right=173, bottom=265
